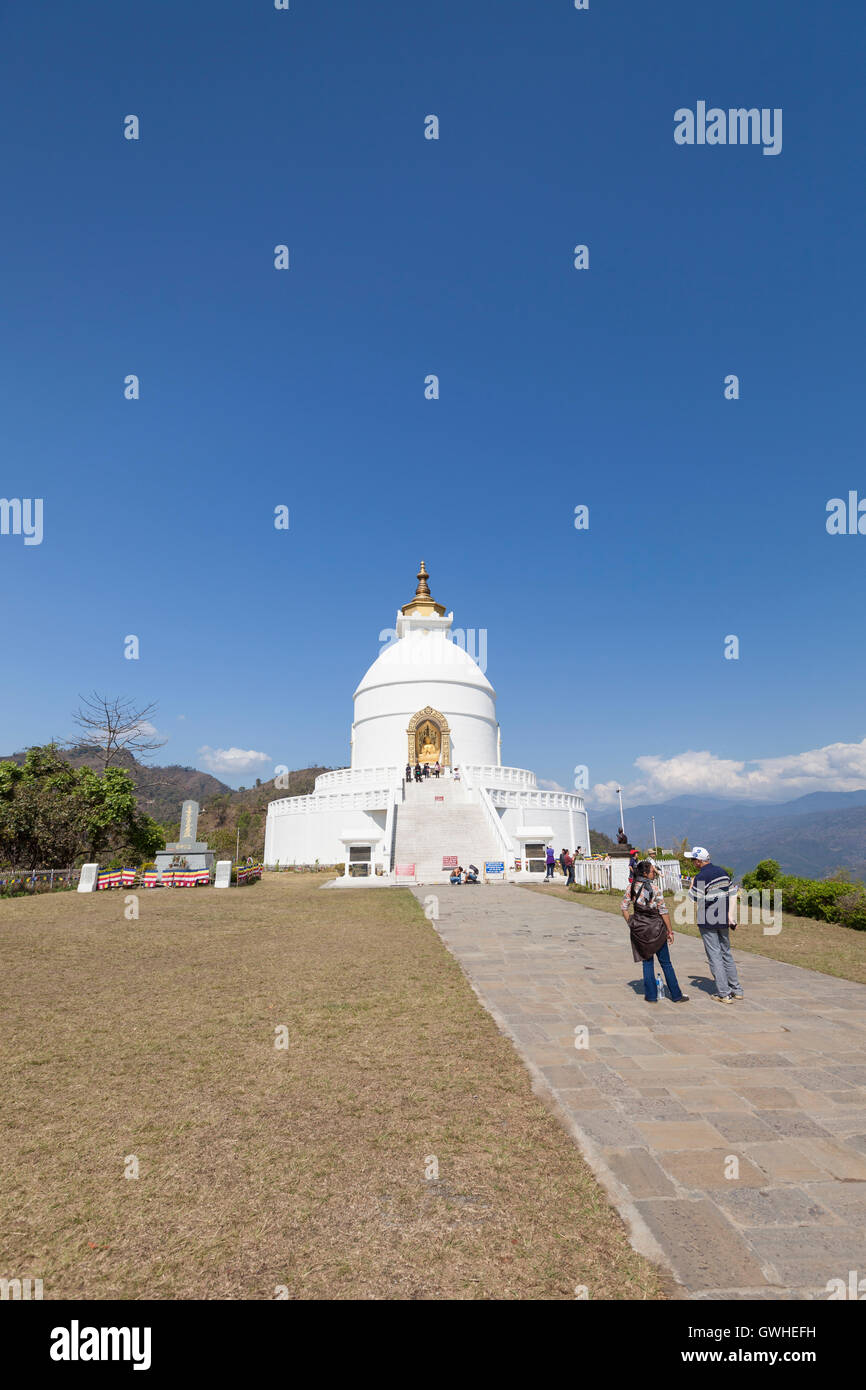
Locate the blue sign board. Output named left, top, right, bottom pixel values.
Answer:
left=485, top=861, right=505, bottom=875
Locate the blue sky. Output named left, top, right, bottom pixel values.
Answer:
left=1, top=1, right=864, bottom=804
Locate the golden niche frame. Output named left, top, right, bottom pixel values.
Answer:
left=407, top=706, right=451, bottom=766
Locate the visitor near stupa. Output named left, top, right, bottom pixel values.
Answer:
left=620, top=861, right=689, bottom=1004
left=687, top=847, right=743, bottom=1004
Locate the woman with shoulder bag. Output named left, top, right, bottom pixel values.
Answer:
left=620, top=860, right=689, bottom=1004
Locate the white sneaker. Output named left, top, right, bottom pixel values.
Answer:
left=711, top=994, right=733, bottom=1005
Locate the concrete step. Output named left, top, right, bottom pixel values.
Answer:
left=392, top=792, right=500, bottom=882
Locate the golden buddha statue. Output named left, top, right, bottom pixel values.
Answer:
left=418, top=723, right=440, bottom=762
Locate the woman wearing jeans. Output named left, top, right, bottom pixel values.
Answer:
left=620, top=861, right=689, bottom=1004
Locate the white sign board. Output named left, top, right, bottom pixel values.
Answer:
left=78, top=863, right=99, bottom=893
left=214, top=860, right=232, bottom=889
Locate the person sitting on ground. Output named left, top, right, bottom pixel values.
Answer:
left=465, top=864, right=479, bottom=884
left=620, top=860, right=689, bottom=1004
left=449, top=865, right=464, bottom=885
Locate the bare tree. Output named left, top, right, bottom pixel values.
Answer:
left=70, top=693, right=167, bottom=770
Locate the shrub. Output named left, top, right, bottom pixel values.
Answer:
left=835, top=890, right=866, bottom=931
left=741, top=860, right=865, bottom=928
left=742, top=859, right=781, bottom=890
left=778, top=877, right=853, bottom=922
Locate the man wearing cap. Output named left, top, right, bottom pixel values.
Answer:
left=687, top=847, right=743, bottom=1004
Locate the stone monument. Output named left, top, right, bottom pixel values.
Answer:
left=77, top=863, right=99, bottom=893
left=214, top=860, right=232, bottom=889
left=155, top=799, right=214, bottom=880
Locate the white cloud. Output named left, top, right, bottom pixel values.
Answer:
left=538, top=778, right=567, bottom=792
left=589, top=739, right=866, bottom=807
left=198, top=745, right=271, bottom=776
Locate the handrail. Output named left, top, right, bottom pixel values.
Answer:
left=463, top=767, right=515, bottom=869
left=382, top=778, right=401, bottom=875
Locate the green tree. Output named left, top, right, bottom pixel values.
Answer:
left=76, top=765, right=162, bottom=861
left=0, top=745, right=163, bottom=868
left=589, top=828, right=617, bottom=855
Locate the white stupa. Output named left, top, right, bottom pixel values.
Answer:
left=264, top=562, right=591, bottom=882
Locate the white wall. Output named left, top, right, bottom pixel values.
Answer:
left=499, top=806, right=577, bottom=856
left=265, top=804, right=388, bottom=867
left=352, top=678, right=498, bottom=768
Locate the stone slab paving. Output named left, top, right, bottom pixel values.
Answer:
left=414, top=883, right=866, bottom=1299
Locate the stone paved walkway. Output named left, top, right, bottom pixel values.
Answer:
left=414, top=883, right=866, bottom=1299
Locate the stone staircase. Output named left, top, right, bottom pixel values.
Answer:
left=392, top=778, right=499, bottom=884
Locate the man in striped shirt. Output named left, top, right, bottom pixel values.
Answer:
left=688, top=846, right=743, bottom=1004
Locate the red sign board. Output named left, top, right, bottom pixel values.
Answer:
left=434, top=795, right=444, bottom=802
left=442, top=856, right=458, bottom=869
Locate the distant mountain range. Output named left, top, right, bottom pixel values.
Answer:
left=590, top=791, right=866, bottom=879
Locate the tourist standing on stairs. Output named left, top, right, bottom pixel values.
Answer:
left=687, top=847, right=743, bottom=1004
left=405, top=763, right=412, bottom=784
left=620, top=861, right=689, bottom=1004
left=414, top=762, right=423, bottom=783
left=433, top=761, right=440, bottom=778
left=545, top=845, right=555, bottom=880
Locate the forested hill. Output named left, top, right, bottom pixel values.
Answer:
left=0, top=746, right=331, bottom=853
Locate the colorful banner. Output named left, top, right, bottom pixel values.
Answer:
left=163, top=869, right=211, bottom=887
left=96, top=868, right=149, bottom=889
left=235, top=863, right=263, bottom=884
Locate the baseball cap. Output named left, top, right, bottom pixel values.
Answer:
left=687, top=846, right=710, bottom=860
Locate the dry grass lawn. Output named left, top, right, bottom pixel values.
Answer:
left=0, top=874, right=666, bottom=1300
left=530, top=882, right=866, bottom=985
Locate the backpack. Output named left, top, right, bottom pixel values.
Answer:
left=632, top=877, right=655, bottom=911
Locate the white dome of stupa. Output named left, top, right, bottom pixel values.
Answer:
left=351, top=562, right=499, bottom=770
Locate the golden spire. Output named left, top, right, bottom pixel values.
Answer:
left=401, top=559, right=446, bottom=617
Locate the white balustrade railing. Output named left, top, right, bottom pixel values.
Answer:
left=315, top=766, right=400, bottom=790
left=461, top=765, right=538, bottom=789
left=655, top=860, right=683, bottom=894
left=268, top=788, right=392, bottom=816
left=575, top=859, right=613, bottom=889
left=487, top=788, right=585, bottom=812
left=463, top=768, right=515, bottom=865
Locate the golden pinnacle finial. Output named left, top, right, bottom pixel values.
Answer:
left=401, top=559, right=446, bottom=617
